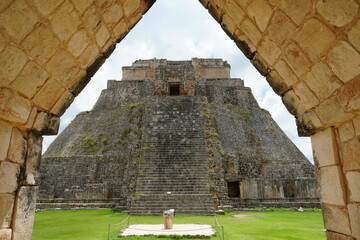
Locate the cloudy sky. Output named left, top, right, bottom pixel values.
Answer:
left=43, top=0, right=314, bottom=162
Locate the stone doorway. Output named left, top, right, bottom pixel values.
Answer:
left=227, top=181, right=240, bottom=198
left=169, top=83, right=181, bottom=96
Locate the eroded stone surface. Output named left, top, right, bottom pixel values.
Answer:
left=46, top=49, right=79, bottom=86
left=33, top=112, right=60, bottom=135
left=22, top=25, right=61, bottom=65
left=266, top=10, right=296, bottom=47
left=348, top=20, right=360, bottom=52
left=337, top=77, right=360, bottom=113
left=240, top=18, right=262, bottom=46
left=51, top=90, right=75, bottom=116
left=78, top=44, right=100, bottom=69
left=293, top=81, right=319, bottom=112
left=102, top=3, right=123, bottom=26
left=282, top=90, right=305, bottom=116
left=278, top=0, right=312, bottom=26
left=295, top=18, right=336, bottom=61
left=246, top=0, right=272, bottom=32
left=0, top=120, right=12, bottom=161
left=266, top=70, right=289, bottom=95
left=0, top=193, right=14, bottom=228
left=316, top=0, right=359, bottom=27
left=124, top=0, right=140, bottom=17
left=316, top=98, right=354, bottom=126
left=283, top=42, right=312, bottom=78
left=322, top=204, right=351, bottom=236
left=25, top=133, right=42, bottom=185
left=0, top=46, right=28, bottom=85
left=326, top=231, right=355, bottom=240
left=338, top=121, right=355, bottom=143
left=33, top=0, right=64, bottom=16
left=32, top=78, right=64, bottom=111
left=95, top=25, right=111, bottom=48
left=12, top=186, right=37, bottom=240
left=224, top=0, right=245, bottom=24
left=258, top=37, right=282, bottom=65
left=11, top=61, right=49, bottom=99
left=71, top=0, right=92, bottom=14
left=49, top=2, right=80, bottom=41
left=318, top=166, right=346, bottom=206
left=354, top=116, right=360, bottom=136
left=8, top=128, right=27, bottom=165
left=327, top=41, right=360, bottom=83
left=346, top=171, right=360, bottom=202
left=304, top=61, right=342, bottom=102
left=0, top=161, right=20, bottom=193
left=0, top=0, right=38, bottom=43
left=67, top=30, right=91, bottom=58
left=273, top=59, right=298, bottom=87
left=0, top=87, right=32, bottom=125
left=296, top=110, right=323, bottom=136
left=348, top=204, right=360, bottom=238
left=0, top=229, right=12, bottom=240
left=311, top=128, right=340, bottom=167
left=341, top=138, right=360, bottom=171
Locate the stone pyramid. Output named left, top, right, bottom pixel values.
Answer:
left=38, top=58, right=318, bottom=214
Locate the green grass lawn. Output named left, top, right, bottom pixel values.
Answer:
left=33, top=209, right=326, bottom=240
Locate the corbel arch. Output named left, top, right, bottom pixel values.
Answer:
left=0, top=0, right=359, bottom=239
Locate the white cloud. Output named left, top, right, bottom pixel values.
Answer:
left=43, top=0, right=313, bottom=163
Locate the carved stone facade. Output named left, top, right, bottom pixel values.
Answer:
left=0, top=0, right=359, bottom=239
left=38, top=59, right=318, bottom=214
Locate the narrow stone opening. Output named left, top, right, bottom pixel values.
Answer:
left=227, top=181, right=240, bottom=198
left=169, top=84, right=180, bottom=96
left=283, top=181, right=295, bottom=198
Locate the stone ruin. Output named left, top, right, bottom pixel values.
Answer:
left=1, top=0, right=359, bottom=238
left=38, top=58, right=319, bottom=214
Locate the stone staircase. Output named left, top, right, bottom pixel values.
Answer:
left=130, top=96, right=215, bottom=215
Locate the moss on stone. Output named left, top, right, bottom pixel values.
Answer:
left=126, top=103, right=140, bottom=109
left=101, top=147, right=110, bottom=153
left=142, top=145, right=156, bottom=150
left=121, top=128, right=132, bottom=140
left=210, top=132, right=219, bottom=137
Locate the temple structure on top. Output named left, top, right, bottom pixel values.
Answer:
left=38, top=58, right=319, bottom=214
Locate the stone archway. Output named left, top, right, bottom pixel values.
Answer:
left=0, top=0, right=359, bottom=239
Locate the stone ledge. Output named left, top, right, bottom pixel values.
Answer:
left=32, top=111, right=60, bottom=135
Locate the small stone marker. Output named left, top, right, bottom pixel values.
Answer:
left=163, top=209, right=175, bottom=229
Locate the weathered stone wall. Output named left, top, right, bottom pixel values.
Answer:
left=92, top=80, right=154, bottom=110
left=154, top=61, right=196, bottom=96
left=227, top=178, right=320, bottom=209
left=40, top=60, right=318, bottom=214
left=198, top=78, right=317, bottom=207
left=240, top=178, right=318, bottom=199
left=39, top=156, right=127, bottom=199
left=122, top=58, right=231, bottom=96
left=0, top=0, right=359, bottom=239
left=131, top=96, right=215, bottom=215
left=39, top=99, right=145, bottom=207
left=122, top=58, right=231, bottom=83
